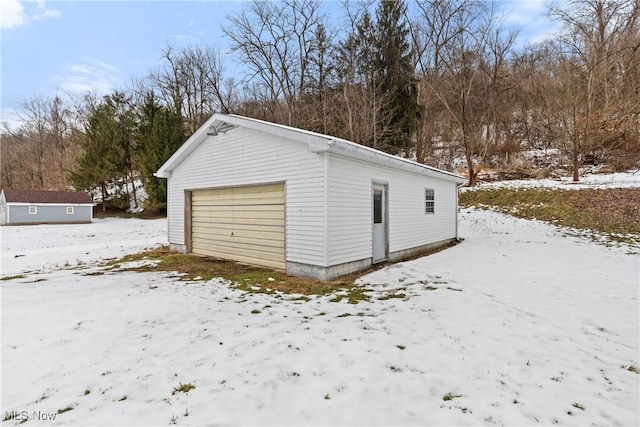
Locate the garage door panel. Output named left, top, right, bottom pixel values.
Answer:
left=193, top=227, right=284, bottom=247
left=192, top=211, right=284, bottom=222
left=192, top=238, right=284, bottom=255
left=192, top=204, right=284, bottom=213
left=191, top=227, right=285, bottom=246
left=194, top=187, right=283, bottom=202
left=192, top=221, right=284, bottom=234
left=192, top=241, right=285, bottom=269
left=191, top=183, right=285, bottom=270
left=196, top=183, right=283, bottom=196
left=193, top=192, right=284, bottom=205
left=192, top=217, right=285, bottom=227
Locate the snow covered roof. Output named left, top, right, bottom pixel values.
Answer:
left=1, top=189, right=94, bottom=205
left=156, top=113, right=466, bottom=184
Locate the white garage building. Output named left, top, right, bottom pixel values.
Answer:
left=156, top=113, right=465, bottom=280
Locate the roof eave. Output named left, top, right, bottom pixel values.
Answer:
left=156, top=112, right=466, bottom=184
left=310, top=139, right=466, bottom=183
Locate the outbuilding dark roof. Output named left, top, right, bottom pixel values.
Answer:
left=1, top=189, right=94, bottom=205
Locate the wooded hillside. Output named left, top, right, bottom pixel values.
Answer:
left=2, top=0, right=638, bottom=209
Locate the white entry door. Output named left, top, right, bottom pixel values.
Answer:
left=372, top=183, right=388, bottom=263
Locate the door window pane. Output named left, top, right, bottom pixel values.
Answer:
left=373, top=189, right=383, bottom=224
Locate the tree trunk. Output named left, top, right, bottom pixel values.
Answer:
left=572, top=135, right=580, bottom=182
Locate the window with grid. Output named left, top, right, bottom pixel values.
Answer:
left=425, top=189, right=435, bottom=214
left=67, top=207, right=74, bottom=215
left=29, top=206, right=37, bottom=215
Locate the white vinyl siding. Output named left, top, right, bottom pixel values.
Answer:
left=327, top=154, right=458, bottom=265
left=326, top=156, right=372, bottom=265
left=167, top=127, right=326, bottom=266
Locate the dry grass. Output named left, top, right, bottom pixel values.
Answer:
left=460, top=188, right=640, bottom=243
left=106, top=247, right=364, bottom=298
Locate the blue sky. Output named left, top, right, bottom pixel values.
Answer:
left=1, top=0, right=557, bottom=127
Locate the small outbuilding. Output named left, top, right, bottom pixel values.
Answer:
left=0, top=189, right=94, bottom=225
left=156, top=113, right=466, bottom=280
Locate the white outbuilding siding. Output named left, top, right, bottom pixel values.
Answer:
left=157, top=113, right=466, bottom=281
left=326, top=154, right=459, bottom=267
left=166, top=126, right=327, bottom=267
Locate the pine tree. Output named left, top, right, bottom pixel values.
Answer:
left=71, top=101, right=119, bottom=209
left=136, top=94, right=184, bottom=210
left=375, top=0, right=420, bottom=155
left=71, top=92, right=137, bottom=209
left=335, top=8, right=388, bottom=147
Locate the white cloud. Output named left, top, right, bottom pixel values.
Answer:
left=501, top=0, right=561, bottom=46
left=33, top=8, right=61, bottom=20
left=1, top=0, right=27, bottom=29
left=1, top=0, right=61, bottom=29
left=54, top=61, right=120, bottom=96
left=33, top=0, right=61, bottom=20
left=503, top=0, right=548, bottom=26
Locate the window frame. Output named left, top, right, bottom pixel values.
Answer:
left=28, top=205, right=37, bottom=215
left=425, top=188, right=435, bottom=214
left=66, top=206, right=74, bottom=215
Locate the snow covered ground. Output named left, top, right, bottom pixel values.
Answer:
left=1, top=188, right=639, bottom=425
left=472, top=170, right=640, bottom=190
left=0, top=218, right=167, bottom=277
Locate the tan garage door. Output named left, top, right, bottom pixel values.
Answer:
left=191, top=183, right=285, bottom=269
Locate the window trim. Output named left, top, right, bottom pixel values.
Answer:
left=425, top=188, right=435, bottom=214
left=66, top=206, right=74, bottom=215
left=28, top=205, right=37, bottom=215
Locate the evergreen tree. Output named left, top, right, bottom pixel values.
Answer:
left=71, top=100, right=119, bottom=208
left=137, top=94, right=185, bottom=210
left=71, top=92, right=137, bottom=209
left=335, top=8, right=389, bottom=147
left=375, top=0, right=420, bottom=154
left=307, top=23, right=335, bottom=134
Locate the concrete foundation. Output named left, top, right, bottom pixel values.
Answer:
left=169, top=238, right=457, bottom=281
left=287, top=238, right=457, bottom=281
left=170, top=243, right=188, bottom=254
left=287, top=257, right=372, bottom=281
left=388, top=238, right=457, bottom=263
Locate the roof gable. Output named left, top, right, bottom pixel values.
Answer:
left=1, top=189, right=94, bottom=205
left=156, top=113, right=466, bottom=184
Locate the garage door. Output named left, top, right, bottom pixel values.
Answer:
left=191, top=183, right=285, bottom=269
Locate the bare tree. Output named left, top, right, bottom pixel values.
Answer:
left=13, top=96, right=51, bottom=188
left=145, top=44, right=229, bottom=133
left=409, top=0, right=466, bottom=167
left=481, top=23, right=519, bottom=164
left=223, top=0, right=323, bottom=127
left=48, top=95, right=74, bottom=187
left=549, top=0, right=640, bottom=180
left=409, top=0, right=496, bottom=185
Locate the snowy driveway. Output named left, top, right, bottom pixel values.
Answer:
left=1, top=211, right=638, bottom=426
